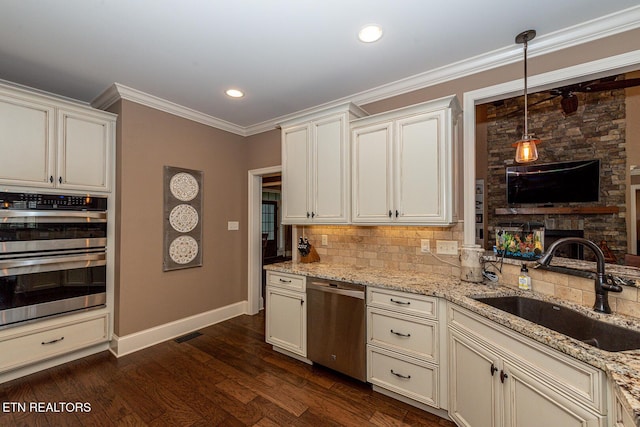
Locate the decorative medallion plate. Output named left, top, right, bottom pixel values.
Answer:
left=169, top=172, right=199, bottom=201
left=169, top=235, right=199, bottom=264
left=169, top=204, right=199, bottom=233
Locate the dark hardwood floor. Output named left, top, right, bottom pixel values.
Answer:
left=0, top=312, right=456, bottom=426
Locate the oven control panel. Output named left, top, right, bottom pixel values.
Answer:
left=0, top=192, right=107, bottom=211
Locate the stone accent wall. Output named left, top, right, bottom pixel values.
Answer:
left=485, top=86, right=627, bottom=260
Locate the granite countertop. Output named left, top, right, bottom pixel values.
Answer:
left=265, top=261, right=640, bottom=425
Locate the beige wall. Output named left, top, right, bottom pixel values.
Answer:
left=246, top=128, right=281, bottom=170
left=113, top=100, right=249, bottom=336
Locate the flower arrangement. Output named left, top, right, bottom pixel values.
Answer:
left=495, top=229, right=543, bottom=259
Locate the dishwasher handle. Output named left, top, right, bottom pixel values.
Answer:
left=307, top=281, right=365, bottom=299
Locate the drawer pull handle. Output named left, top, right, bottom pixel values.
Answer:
left=390, top=369, right=411, bottom=380
left=390, top=329, right=411, bottom=338
left=279, top=279, right=292, bottom=283
left=42, top=336, right=65, bottom=345
left=390, top=298, right=410, bottom=305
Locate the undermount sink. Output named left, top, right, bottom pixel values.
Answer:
left=473, top=296, right=640, bottom=352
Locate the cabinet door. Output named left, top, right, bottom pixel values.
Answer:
left=58, top=109, right=112, bottom=192
left=0, top=94, right=55, bottom=187
left=282, top=124, right=311, bottom=223
left=312, top=114, right=349, bottom=223
left=352, top=121, right=393, bottom=223
left=395, top=110, right=449, bottom=223
left=502, top=360, right=604, bottom=427
left=265, top=286, right=306, bottom=357
left=449, top=331, right=501, bottom=427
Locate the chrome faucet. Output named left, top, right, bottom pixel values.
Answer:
left=536, top=237, right=623, bottom=314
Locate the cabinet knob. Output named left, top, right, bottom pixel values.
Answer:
left=395, top=210, right=399, bottom=218
left=311, top=212, right=315, bottom=218
left=58, top=176, right=62, bottom=184
left=388, top=210, right=393, bottom=218
left=49, top=176, right=54, bottom=183
left=500, top=370, right=509, bottom=383
left=306, top=212, right=310, bottom=218
left=490, top=364, right=498, bottom=376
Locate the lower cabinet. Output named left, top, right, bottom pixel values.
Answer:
left=0, top=310, right=109, bottom=373
left=612, top=384, right=636, bottom=427
left=366, top=287, right=446, bottom=409
left=265, top=271, right=306, bottom=357
left=448, top=303, right=607, bottom=427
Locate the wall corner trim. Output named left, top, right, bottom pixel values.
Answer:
left=109, top=301, right=248, bottom=357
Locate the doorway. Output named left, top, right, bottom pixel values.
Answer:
left=248, top=166, right=293, bottom=315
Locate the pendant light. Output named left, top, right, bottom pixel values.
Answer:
left=513, top=30, right=540, bottom=163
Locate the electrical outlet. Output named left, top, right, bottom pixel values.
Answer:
left=421, top=239, right=430, bottom=253
left=436, top=240, right=458, bottom=255
left=321, top=235, right=328, bottom=246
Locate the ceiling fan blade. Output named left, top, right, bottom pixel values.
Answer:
left=576, top=78, right=640, bottom=92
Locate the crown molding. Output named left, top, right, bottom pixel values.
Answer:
left=92, top=5, right=640, bottom=137
left=91, top=83, right=247, bottom=136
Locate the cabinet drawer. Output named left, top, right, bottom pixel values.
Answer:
left=368, top=346, right=439, bottom=408
left=368, top=287, right=437, bottom=319
left=368, top=307, right=438, bottom=362
left=267, top=271, right=306, bottom=291
left=449, top=304, right=606, bottom=413
left=0, top=313, right=108, bottom=372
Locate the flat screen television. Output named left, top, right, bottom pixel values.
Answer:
left=506, top=159, right=600, bottom=205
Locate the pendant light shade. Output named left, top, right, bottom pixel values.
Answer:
left=514, top=29, right=539, bottom=163
left=514, top=135, right=539, bottom=163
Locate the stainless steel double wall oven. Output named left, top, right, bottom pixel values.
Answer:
left=0, top=191, right=108, bottom=329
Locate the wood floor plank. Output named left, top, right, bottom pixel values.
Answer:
left=0, top=312, right=455, bottom=426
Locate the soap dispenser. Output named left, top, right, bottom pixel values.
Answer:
left=518, top=264, right=532, bottom=290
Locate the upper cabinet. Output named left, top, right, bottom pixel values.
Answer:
left=281, top=103, right=367, bottom=224
left=0, top=83, right=115, bottom=193
left=351, top=95, right=461, bottom=226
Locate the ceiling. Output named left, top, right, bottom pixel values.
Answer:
left=1, top=1, right=639, bottom=135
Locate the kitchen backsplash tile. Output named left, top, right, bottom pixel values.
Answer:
left=297, top=224, right=640, bottom=320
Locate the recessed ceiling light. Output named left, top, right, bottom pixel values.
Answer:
left=358, top=25, right=383, bottom=43
left=225, top=89, right=244, bottom=98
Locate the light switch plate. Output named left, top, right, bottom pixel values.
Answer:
left=227, top=221, right=239, bottom=230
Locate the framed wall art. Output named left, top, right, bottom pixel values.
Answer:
left=163, top=166, right=203, bottom=271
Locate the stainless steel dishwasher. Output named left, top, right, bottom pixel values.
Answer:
left=306, top=278, right=366, bottom=381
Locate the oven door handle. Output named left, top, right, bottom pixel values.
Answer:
left=0, top=252, right=107, bottom=277
left=0, top=210, right=107, bottom=222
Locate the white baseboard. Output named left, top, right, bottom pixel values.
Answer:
left=110, top=300, right=248, bottom=357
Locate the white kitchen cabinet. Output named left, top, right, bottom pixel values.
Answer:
left=265, top=271, right=307, bottom=357
left=0, top=309, right=109, bottom=373
left=448, top=303, right=606, bottom=427
left=367, top=287, right=447, bottom=409
left=612, top=384, right=636, bottom=427
left=351, top=95, right=460, bottom=225
left=281, top=103, right=367, bottom=224
left=0, top=82, right=115, bottom=192
left=57, top=108, right=114, bottom=192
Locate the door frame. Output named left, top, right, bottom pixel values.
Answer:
left=247, top=165, right=281, bottom=315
